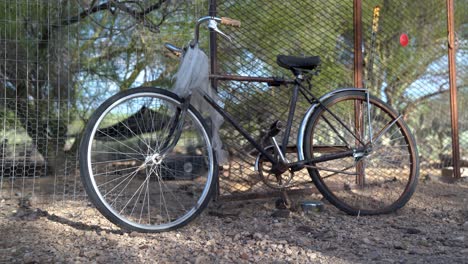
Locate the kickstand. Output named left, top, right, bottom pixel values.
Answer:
left=276, top=190, right=291, bottom=210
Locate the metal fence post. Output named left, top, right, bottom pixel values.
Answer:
left=208, top=0, right=222, bottom=198
left=446, top=0, right=461, bottom=179
left=354, top=0, right=363, bottom=89
left=353, top=0, right=365, bottom=186
left=209, top=0, right=218, bottom=89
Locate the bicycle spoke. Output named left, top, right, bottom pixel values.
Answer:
left=105, top=167, right=141, bottom=200
left=371, top=115, right=403, bottom=145
left=93, top=165, right=142, bottom=177
left=91, top=157, right=137, bottom=165
left=119, top=173, right=150, bottom=216
left=154, top=165, right=171, bottom=223
left=95, top=142, right=145, bottom=161
left=95, top=129, right=145, bottom=158
left=118, top=119, right=153, bottom=153
left=97, top=169, right=143, bottom=188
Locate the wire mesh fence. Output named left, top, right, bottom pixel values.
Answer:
left=361, top=0, right=454, bottom=177
left=0, top=0, right=81, bottom=202
left=0, top=0, right=466, bottom=203
left=0, top=0, right=207, bottom=202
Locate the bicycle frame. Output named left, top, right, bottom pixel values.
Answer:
left=201, top=74, right=369, bottom=173
left=166, top=15, right=372, bottom=174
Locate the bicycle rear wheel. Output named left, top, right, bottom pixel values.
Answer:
left=303, top=91, right=419, bottom=215
left=79, top=87, right=216, bottom=232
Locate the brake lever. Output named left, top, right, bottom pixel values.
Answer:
left=208, top=19, right=232, bottom=42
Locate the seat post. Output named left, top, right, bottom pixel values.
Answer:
left=293, top=69, right=304, bottom=80
left=281, top=77, right=302, bottom=154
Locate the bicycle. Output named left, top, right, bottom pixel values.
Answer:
left=79, top=16, right=419, bottom=232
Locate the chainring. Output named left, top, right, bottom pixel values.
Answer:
left=255, top=145, right=295, bottom=190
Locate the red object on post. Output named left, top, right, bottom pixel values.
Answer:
left=400, top=33, right=409, bottom=47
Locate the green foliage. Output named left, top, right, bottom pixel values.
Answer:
left=218, top=0, right=355, bottom=90
left=362, top=0, right=466, bottom=110
left=359, top=0, right=467, bottom=160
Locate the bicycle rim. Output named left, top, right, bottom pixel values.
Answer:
left=304, top=92, right=418, bottom=215
left=80, top=89, right=215, bottom=232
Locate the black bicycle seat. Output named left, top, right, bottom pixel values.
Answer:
left=276, top=55, right=321, bottom=71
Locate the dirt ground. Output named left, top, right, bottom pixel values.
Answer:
left=1, top=177, right=467, bottom=264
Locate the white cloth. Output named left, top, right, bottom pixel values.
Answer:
left=172, top=45, right=228, bottom=164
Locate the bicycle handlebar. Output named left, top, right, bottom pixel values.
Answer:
left=191, top=16, right=241, bottom=47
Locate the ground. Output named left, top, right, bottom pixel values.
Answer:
left=0, top=178, right=467, bottom=264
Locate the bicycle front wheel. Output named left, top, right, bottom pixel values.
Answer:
left=79, top=87, right=217, bottom=232
left=303, top=91, right=419, bottom=215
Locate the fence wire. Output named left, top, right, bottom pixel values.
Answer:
left=215, top=0, right=355, bottom=196
left=0, top=0, right=466, bottom=203
left=0, top=0, right=81, bottom=202
left=0, top=0, right=207, bottom=202
left=362, top=0, right=466, bottom=179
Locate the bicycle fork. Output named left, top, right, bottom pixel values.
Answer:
left=158, top=96, right=191, bottom=156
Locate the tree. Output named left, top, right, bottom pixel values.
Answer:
left=0, top=0, right=195, bottom=174
left=361, top=0, right=467, bottom=113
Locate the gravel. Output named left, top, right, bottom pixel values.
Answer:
left=1, top=178, right=468, bottom=263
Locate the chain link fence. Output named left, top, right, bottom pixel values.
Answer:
left=361, top=0, right=454, bottom=178
left=215, top=0, right=355, bottom=197
left=365, top=0, right=466, bottom=178
left=0, top=0, right=466, bottom=203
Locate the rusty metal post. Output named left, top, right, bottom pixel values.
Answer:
left=353, top=0, right=365, bottom=186
left=446, top=0, right=461, bottom=179
left=354, top=0, right=363, bottom=89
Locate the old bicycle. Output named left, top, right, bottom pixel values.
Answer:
left=79, top=16, right=419, bottom=232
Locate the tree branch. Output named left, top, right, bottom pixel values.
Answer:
left=60, top=0, right=168, bottom=29
left=61, top=2, right=112, bottom=26
left=115, top=0, right=167, bottom=17
left=402, top=82, right=449, bottom=117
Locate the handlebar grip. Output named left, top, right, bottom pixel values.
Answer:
left=221, top=17, right=241, bottom=27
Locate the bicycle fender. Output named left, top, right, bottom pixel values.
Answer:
left=296, top=88, right=368, bottom=160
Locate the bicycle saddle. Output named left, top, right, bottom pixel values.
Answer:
left=276, top=55, right=321, bottom=72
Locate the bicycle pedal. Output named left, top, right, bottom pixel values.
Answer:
left=275, top=198, right=288, bottom=209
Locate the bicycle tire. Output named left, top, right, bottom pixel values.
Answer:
left=303, top=91, right=419, bottom=215
left=79, top=87, right=217, bottom=232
